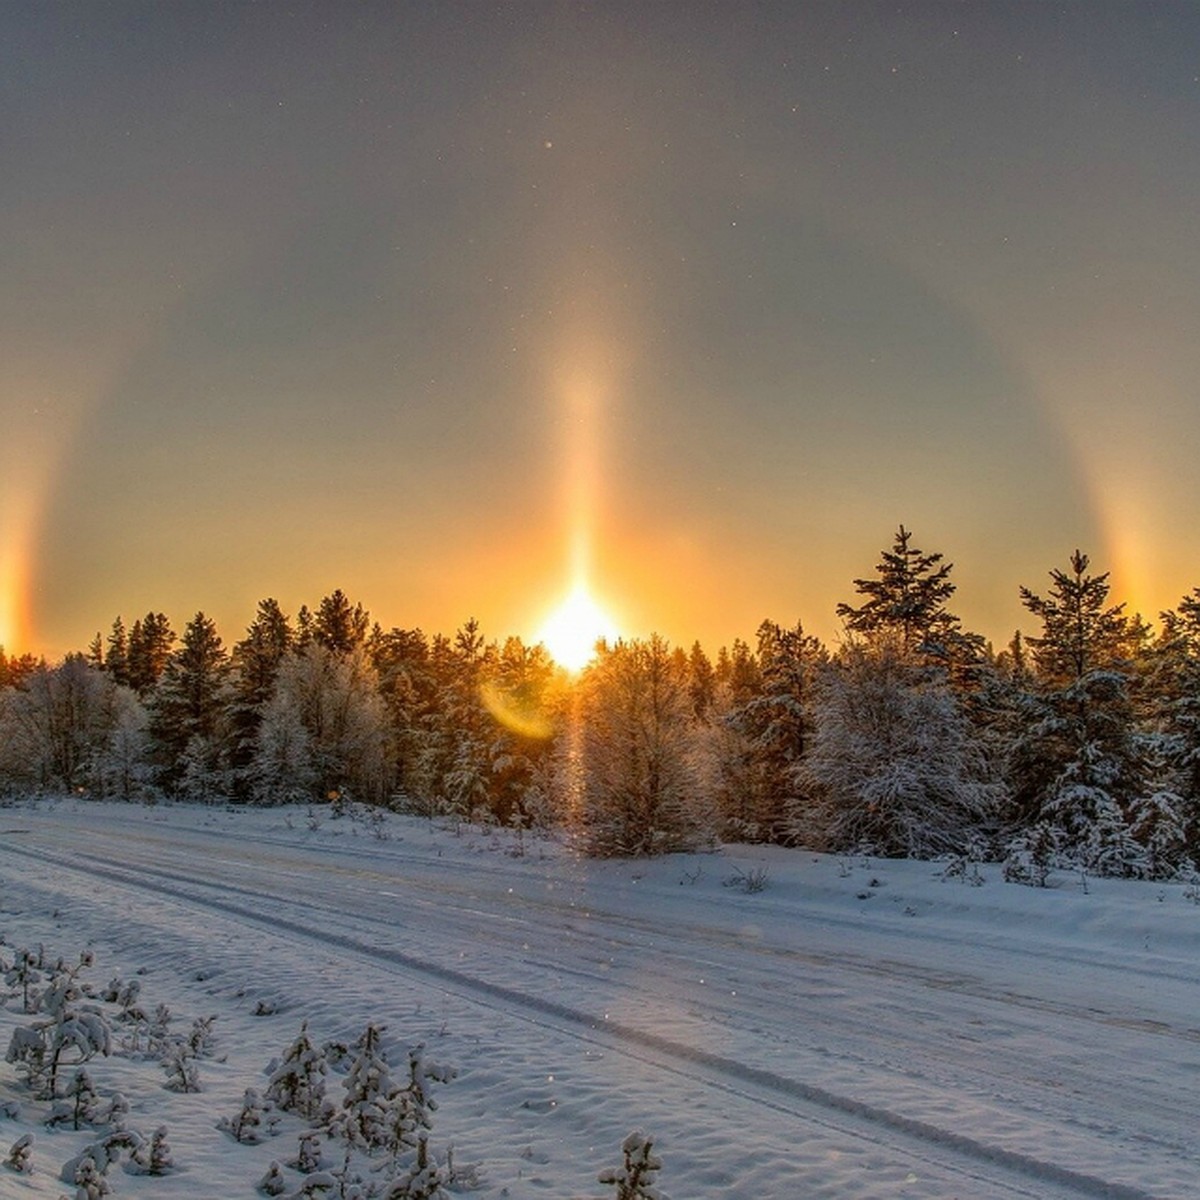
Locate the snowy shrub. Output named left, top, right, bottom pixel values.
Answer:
left=219, top=1087, right=275, bottom=1143
left=294, top=1129, right=324, bottom=1174
left=61, top=1129, right=145, bottom=1191
left=147, top=1002, right=173, bottom=1054
left=162, top=1042, right=201, bottom=1093
left=1003, top=822, right=1060, bottom=887
left=5, top=948, right=42, bottom=1011
left=5, top=1132, right=34, bottom=1174
left=46, top=1066, right=101, bottom=1129
left=937, top=854, right=985, bottom=886
left=130, top=1125, right=173, bottom=1175
left=259, top=1160, right=289, bottom=1195
left=598, top=1130, right=663, bottom=1200
left=6, top=951, right=111, bottom=1100
left=329, top=1024, right=393, bottom=1151
left=187, top=1013, right=218, bottom=1057
left=70, top=1151, right=111, bottom=1199
left=266, top=1021, right=328, bottom=1120
left=381, top=1133, right=447, bottom=1200
left=721, top=865, right=770, bottom=893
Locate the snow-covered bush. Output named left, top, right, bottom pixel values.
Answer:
left=329, top=1024, right=393, bottom=1151
left=266, top=1021, right=327, bottom=1120
left=5, top=1132, right=34, bottom=1174
left=598, top=1130, right=663, bottom=1199
left=219, top=1086, right=275, bottom=1144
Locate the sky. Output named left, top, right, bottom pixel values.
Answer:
left=4, top=1, right=1200, bottom=660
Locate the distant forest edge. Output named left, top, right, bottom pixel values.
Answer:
left=2, top=527, right=1199, bottom=881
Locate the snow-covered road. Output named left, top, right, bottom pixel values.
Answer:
left=2, top=800, right=1198, bottom=1198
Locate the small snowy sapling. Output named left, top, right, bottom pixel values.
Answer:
left=6, top=1132, right=34, bottom=1174
left=266, top=1021, right=327, bottom=1119
left=598, top=1130, right=663, bottom=1200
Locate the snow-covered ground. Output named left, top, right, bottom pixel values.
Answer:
left=2, top=798, right=1199, bottom=1199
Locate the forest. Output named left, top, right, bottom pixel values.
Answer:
left=2, top=528, right=1198, bottom=881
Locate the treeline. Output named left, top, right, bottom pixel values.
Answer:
left=2, top=527, right=1199, bottom=879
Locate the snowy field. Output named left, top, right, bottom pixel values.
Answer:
left=2, top=799, right=1199, bottom=1199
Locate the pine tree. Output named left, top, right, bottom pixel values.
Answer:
left=104, top=617, right=130, bottom=687
left=266, top=1022, right=327, bottom=1120
left=713, top=620, right=824, bottom=843
left=229, top=599, right=295, bottom=796
left=1011, top=551, right=1145, bottom=871
left=837, top=526, right=980, bottom=668
left=148, top=612, right=231, bottom=796
left=126, top=613, right=175, bottom=695
left=598, top=1130, right=663, bottom=1200
left=313, top=590, right=370, bottom=655
left=331, top=1024, right=393, bottom=1152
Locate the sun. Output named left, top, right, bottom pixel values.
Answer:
left=536, top=582, right=621, bottom=672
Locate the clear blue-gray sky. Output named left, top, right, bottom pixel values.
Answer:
left=5, top=1, right=1200, bottom=657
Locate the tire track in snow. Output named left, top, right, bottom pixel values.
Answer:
left=2, top=839, right=1163, bottom=1200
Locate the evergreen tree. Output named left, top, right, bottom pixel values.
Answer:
left=686, top=641, right=716, bottom=718
left=104, top=617, right=130, bottom=688
left=229, top=599, right=295, bottom=797
left=481, top=636, right=558, bottom=826
left=837, top=525, right=980, bottom=667
left=713, top=620, right=824, bottom=843
left=126, top=613, right=175, bottom=695
left=370, top=626, right=436, bottom=802
left=313, top=590, right=370, bottom=655
left=1011, top=551, right=1145, bottom=871
left=148, top=612, right=231, bottom=796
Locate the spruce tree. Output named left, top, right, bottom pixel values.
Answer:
left=1011, top=551, right=1145, bottom=871
left=837, top=525, right=980, bottom=667
left=148, top=612, right=230, bottom=796
left=126, top=613, right=175, bottom=695
left=313, top=590, right=370, bottom=655
left=104, top=617, right=130, bottom=687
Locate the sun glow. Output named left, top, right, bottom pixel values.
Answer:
left=536, top=582, right=620, bottom=672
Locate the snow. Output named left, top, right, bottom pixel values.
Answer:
left=2, top=797, right=1199, bottom=1198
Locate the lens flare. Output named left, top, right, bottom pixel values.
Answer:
left=536, top=582, right=620, bottom=672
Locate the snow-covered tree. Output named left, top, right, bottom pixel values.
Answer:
left=0, top=656, right=120, bottom=792
left=330, top=1024, right=393, bottom=1152
left=795, top=637, right=996, bottom=857
left=709, top=620, right=824, bottom=842
left=837, top=526, right=981, bottom=668
left=251, top=644, right=392, bottom=804
left=576, top=635, right=709, bottom=856
left=148, top=611, right=231, bottom=796
left=219, top=1087, right=271, bottom=1143
left=1010, top=551, right=1146, bottom=872
left=598, top=1130, right=663, bottom=1200
left=5, top=1133, right=33, bottom=1174
left=266, top=1022, right=327, bottom=1121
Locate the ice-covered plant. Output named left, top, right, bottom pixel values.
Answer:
left=266, top=1021, right=327, bottom=1120
left=330, top=1023, right=393, bottom=1151
left=219, top=1087, right=274, bottom=1144
left=598, top=1130, right=663, bottom=1200
left=5, top=1132, right=34, bottom=1174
